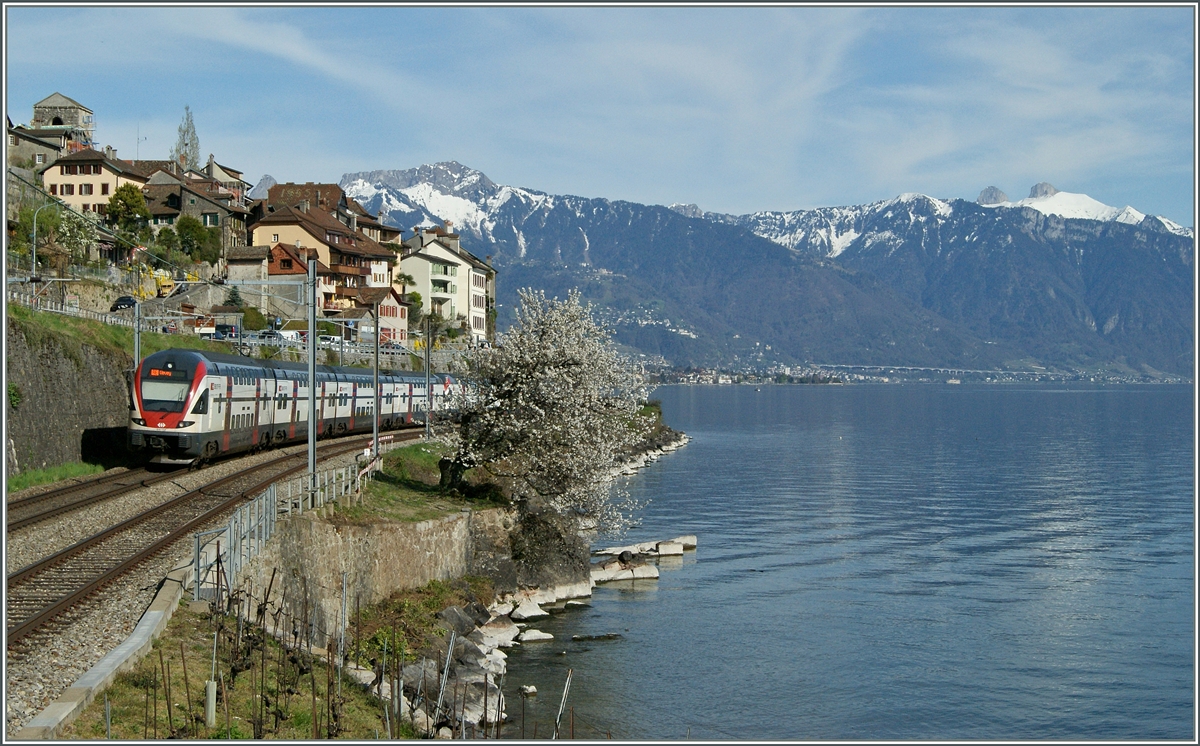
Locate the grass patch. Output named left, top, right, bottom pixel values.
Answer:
left=8, top=304, right=237, bottom=366
left=329, top=441, right=505, bottom=525
left=349, top=577, right=495, bottom=669
left=6, top=461, right=105, bottom=494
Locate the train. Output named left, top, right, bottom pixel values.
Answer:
left=127, top=348, right=460, bottom=465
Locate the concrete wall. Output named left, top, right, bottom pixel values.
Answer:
left=5, top=315, right=132, bottom=473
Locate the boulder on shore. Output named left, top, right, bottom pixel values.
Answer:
left=517, top=629, right=554, bottom=642
left=510, top=598, right=549, bottom=621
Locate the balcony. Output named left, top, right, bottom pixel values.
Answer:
left=329, top=263, right=369, bottom=276
left=431, top=283, right=457, bottom=296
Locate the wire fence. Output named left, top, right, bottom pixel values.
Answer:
left=192, top=436, right=403, bottom=602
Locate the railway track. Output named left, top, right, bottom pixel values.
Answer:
left=6, top=432, right=417, bottom=650
left=6, top=468, right=173, bottom=532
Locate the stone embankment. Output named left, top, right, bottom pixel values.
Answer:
left=613, top=428, right=691, bottom=477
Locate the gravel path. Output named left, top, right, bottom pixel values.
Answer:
left=4, top=439, right=384, bottom=737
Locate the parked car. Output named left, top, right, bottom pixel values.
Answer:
left=259, top=330, right=282, bottom=342
left=110, top=296, right=136, bottom=312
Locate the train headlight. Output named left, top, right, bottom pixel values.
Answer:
left=132, top=418, right=146, bottom=425
left=177, top=421, right=194, bottom=428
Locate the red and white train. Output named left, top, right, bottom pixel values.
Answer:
left=128, top=348, right=459, bottom=464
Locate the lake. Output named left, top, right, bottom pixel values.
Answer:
left=499, top=383, right=1194, bottom=740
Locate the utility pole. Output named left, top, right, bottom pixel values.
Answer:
left=307, top=260, right=317, bottom=500
left=134, top=300, right=141, bottom=364
left=372, top=301, right=380, bottom=462
left=424, top=316, right=431, bottom=441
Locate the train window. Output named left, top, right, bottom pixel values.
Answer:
left=190, top=390, right=209, bottom=415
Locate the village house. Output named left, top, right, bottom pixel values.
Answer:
left=136, top=166, right=250, bottom=254
left=7, top=116, right=65, bottom=170
left=36, top=146, right=148, bottom=217
left=248, top=196, right=395, bottom=309
left=400, top=223, right=495, bottom=343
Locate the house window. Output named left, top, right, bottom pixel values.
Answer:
left=95, top=204, right=106, bottom=216
left=8, top=134, right=15, bottom=146
left=101, top=183, right=109, bottom=195
left=35, top=153, right=45, bottom=164
left=280, top=259, right=292, bottom=270
left=50, top=184, right=57, bottom=195
left=272, top=234, right=279, bottom=243
left=189, top=198, right=195, bottom=205
left=202, top=213, right=218, bottom=227
left=61, top=184, right=74, bottom=195
left=80, top=183, right=93, bottom=195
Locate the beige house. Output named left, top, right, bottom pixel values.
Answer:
left=400, top=224, right=495, bottom=343
left=248, top=201, right=394, bottom=311
left=37, top=147, right=148, bottom=217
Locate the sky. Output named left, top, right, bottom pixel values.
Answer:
left=4, top=5, right=1196, bottom=226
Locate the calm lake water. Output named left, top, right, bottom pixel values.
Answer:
left=500, top=384, right=1195, bottom=740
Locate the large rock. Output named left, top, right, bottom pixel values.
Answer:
left=517, top=629, right=553, bottom=642
left=1028, top=181, right=1059, bottom=198
left=976, top=186, right=1009, bottom=205
left=437, top=605, right=479, bottom=636
left=655, top=541, right=684, bottom=556
left=510, top=599, right=549, bottom=621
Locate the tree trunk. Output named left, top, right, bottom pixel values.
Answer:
left=438, top=457, right=469, bottom=493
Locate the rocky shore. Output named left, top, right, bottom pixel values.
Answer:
left=613, top=427, right=691, bottom=477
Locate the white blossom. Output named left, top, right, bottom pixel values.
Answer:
left=439, top=288, right=649, bottom=532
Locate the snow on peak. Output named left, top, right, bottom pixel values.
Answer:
left=890, top=193, right=953, bottom=217
left=399, top=182, right=490, bottom=234
left=981, top=188, right=1145, bottom=224
left=1151, top=215, right=1195, bottom=238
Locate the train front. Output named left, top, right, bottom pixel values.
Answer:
left=128, top=349, right=210, bottom=464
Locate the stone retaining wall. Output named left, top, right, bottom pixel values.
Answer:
left=5, top=315, right=132, bottom=473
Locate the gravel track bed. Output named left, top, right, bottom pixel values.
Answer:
left=4, top=438, right=385, bottom=737
left=5, top=442, right=363, bottom=574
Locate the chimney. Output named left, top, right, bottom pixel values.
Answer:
left=104, top=145, right=116, bottom=160
left=178, top=154, right=186, bottom=170
left=299, top=199, right=309, bottom=213
left=350, top=213, right=357, bottom=232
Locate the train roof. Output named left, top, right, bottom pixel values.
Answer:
left=144, top=347, right=448, bottom=382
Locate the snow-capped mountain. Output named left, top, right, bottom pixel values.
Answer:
left=681, top=182, right=1191, bottom=261
left=341, top=163, right=1194, bottom=376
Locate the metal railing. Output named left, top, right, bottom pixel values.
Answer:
left=7, top=287, right=142, bottom=328
left=191, top=437, right=401, bottom=601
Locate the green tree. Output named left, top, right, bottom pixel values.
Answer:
left=169, top=105, right=201, bottom=171
left=154, top=226, right=180, bottom=252
left=242, top=306, right=267, bottom=330
left=176, top=215, right=206, bottom=254
left=105, top=184, right=151, bottom=235
left=223, top=285, right=244, bottom=308
left=176, top=215, right=221, bottom=264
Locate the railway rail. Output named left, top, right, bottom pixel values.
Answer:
left=6, top=468, right=172, bottom=532
left=6, top=432, right=417, bottom=650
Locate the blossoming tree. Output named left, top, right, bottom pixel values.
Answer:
left=439, top=288, right=649, bottom=532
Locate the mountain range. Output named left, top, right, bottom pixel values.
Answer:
left=338, top=162, right=1194, bottom=378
